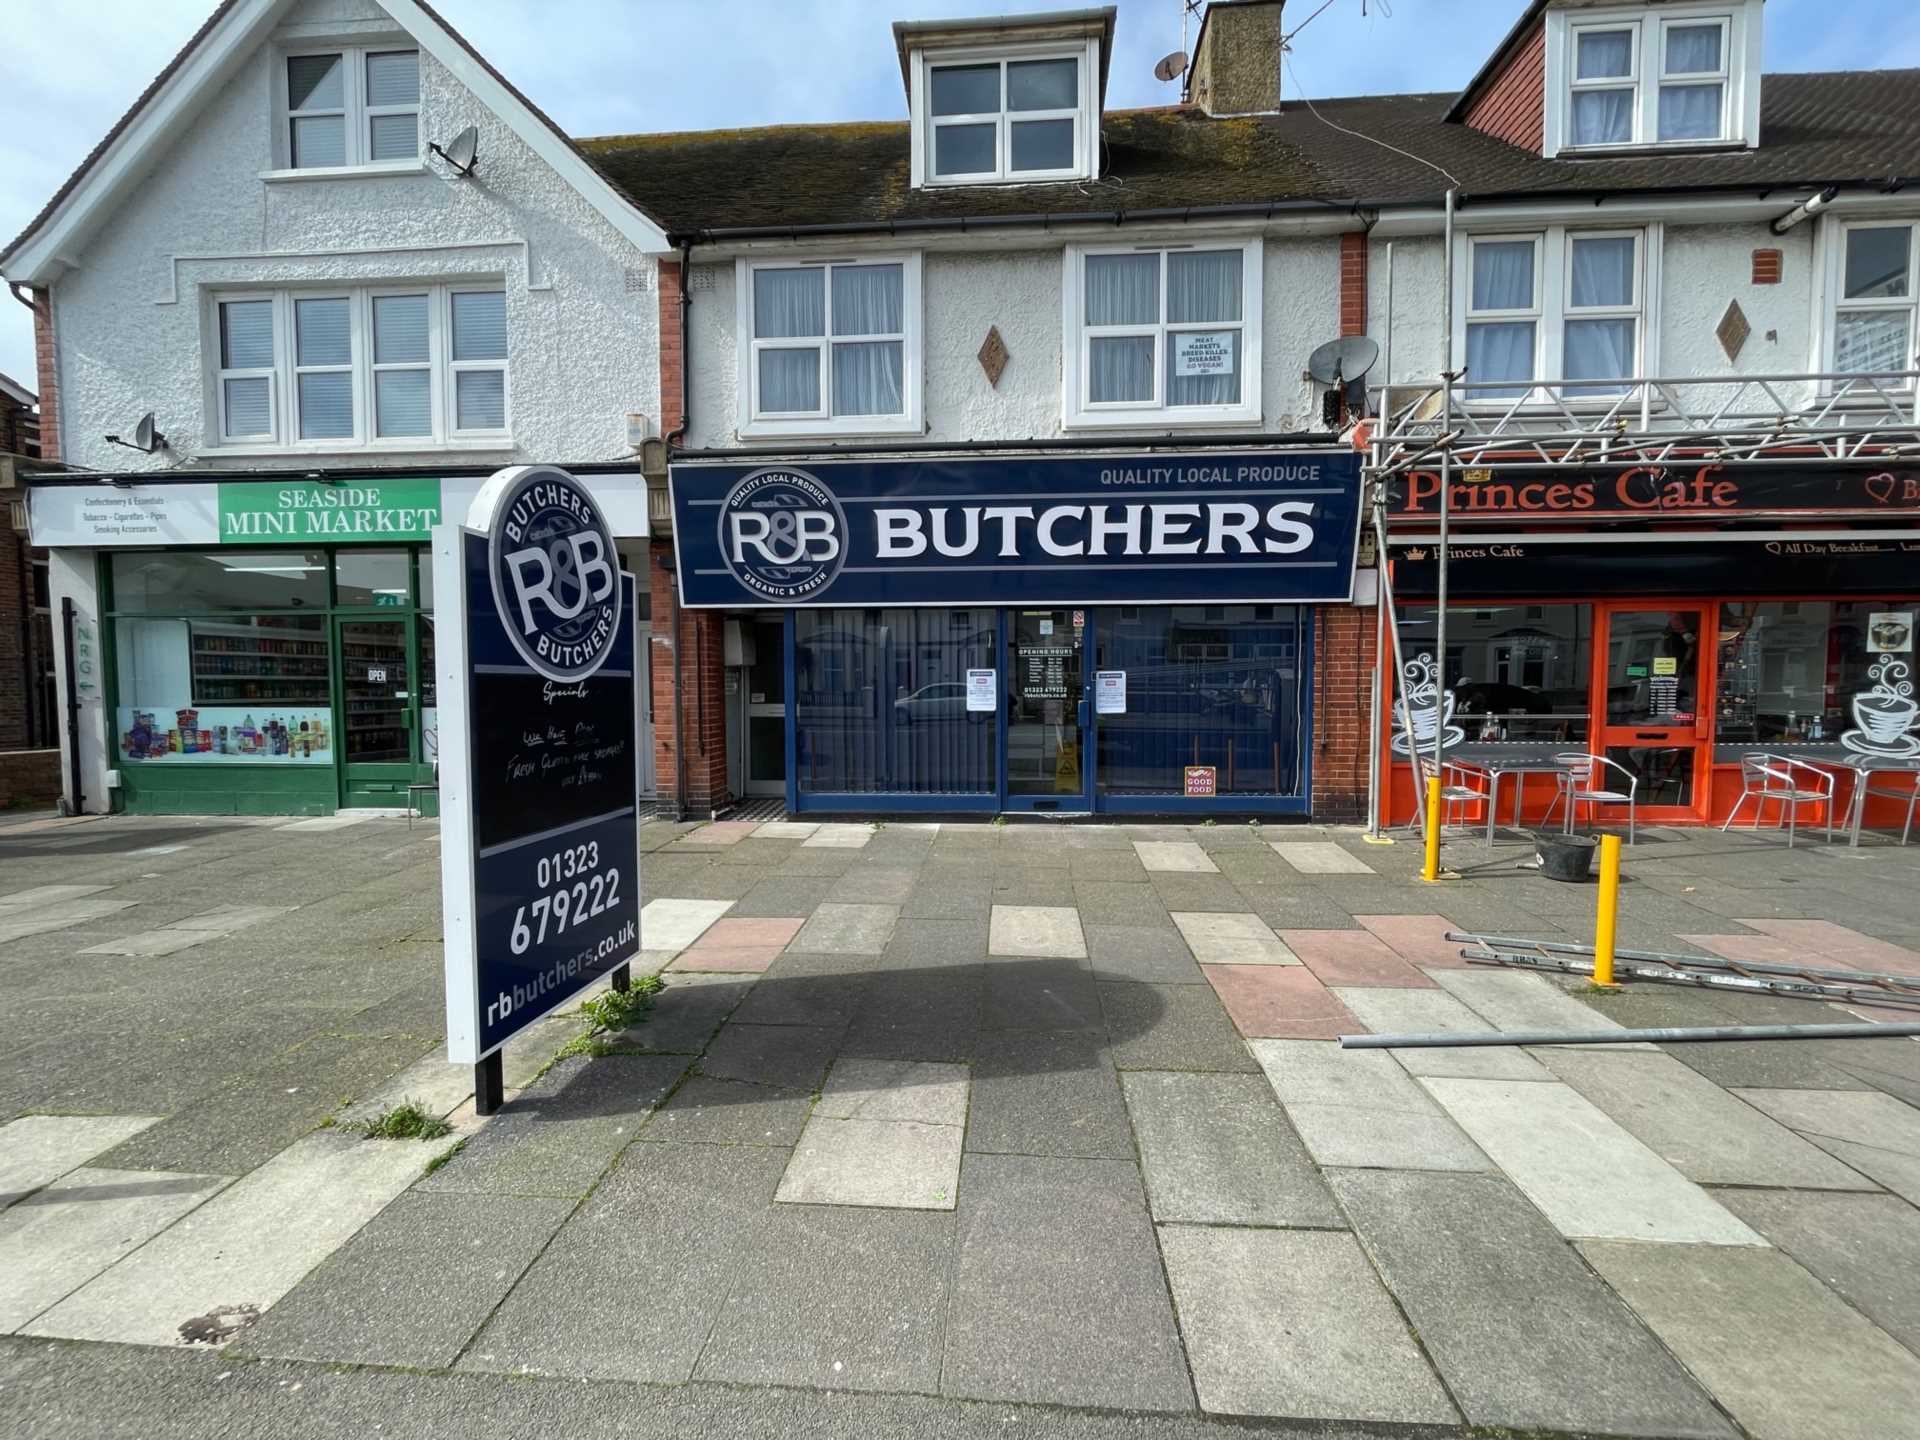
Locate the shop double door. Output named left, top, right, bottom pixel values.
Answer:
left=1003, top=608, right=1093, bottom=811
left=336, top=615, right=432, bottom=808
left=1592, top=603, right=1713, bottom=824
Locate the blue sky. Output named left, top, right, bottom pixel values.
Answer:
left=3, top=0, right=1917, bottom=398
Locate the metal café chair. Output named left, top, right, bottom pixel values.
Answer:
left=1721, top=753, right=1833, bottom=848
left=1543, top=752, right=1639, bottom=843
left=1410, top=751, right=1490, bottom=838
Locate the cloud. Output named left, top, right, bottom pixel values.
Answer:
left=2, top=0, right=1912, bottom=400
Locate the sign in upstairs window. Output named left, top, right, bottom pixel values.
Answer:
left=1068, top=243, right=1259, bottom=426
left=284, top=47, right=419, bottom=169
left=921, top=46, right=1091, bottom=184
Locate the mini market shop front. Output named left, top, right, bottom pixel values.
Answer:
left=668, top=450, right=1362, bottom=815
left=30, top=472, right=650, bottom=816
left=1379, top=461, right=1920, bottom=831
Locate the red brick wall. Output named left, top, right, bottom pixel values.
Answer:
left=649, top=544, right=731, bottom=817
left=1339, top=232, right=1368, bottom=337
left=1463, top=23, right=1546, bottom=153
left=28, top=287, right=58, bottom=462
left=0, top=510, right=29, bottom=750
left=1311, top=601, right=1380, bottom=823
left=658, top=260, right=684, bottom=438
left=0, top=749, right=59, bottom=809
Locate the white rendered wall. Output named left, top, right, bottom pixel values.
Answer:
left=684, top=233, right=1342, bottom=448
left=51, top=0, right=659, bottom=475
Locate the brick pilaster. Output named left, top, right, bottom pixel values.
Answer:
left=1310, top=601, right=1380, bottom=823
left=658, top=260, right=684, bottom=439
left=1339, top=232, right=1368, bottom=339
left=649, top=544, right=731, bottom=817
left=28, top=286, right=58, bottom=461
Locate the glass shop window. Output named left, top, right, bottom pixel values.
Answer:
left=110, top=551, right=329, bottom=611
left=1395, top=603, right=1594, bottom=746
left=1715, top=600, right=1919, bottom=746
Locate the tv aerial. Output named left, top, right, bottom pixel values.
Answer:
left=430, top=125, right=480, bottom=177
left=1307, top=335, right=1380, bottom=428
left=1153, top=50, right=1189, bottom=83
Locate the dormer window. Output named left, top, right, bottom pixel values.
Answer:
left=1544, top=3, right=1759, bottom=158
left=915, top=44, right=1097, bottom=184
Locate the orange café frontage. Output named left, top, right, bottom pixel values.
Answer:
left=1377, top=460, right=1920, bottom=834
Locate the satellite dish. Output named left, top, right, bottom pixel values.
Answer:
left=1154, top=50, right=1189, bottom=83
left=1307, top=336, right=1381, bottom=387
left=132, top=413, right=158, bottom=451
left=430, top=125, right=480, bottom=176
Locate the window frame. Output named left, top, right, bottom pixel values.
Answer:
left=1453, top=226, right=1656, bottom=404
left=1543, top=2, right=1759, bottom=157
left=275, top=44, right=422, bottom=173
left=909, top=38, right=1100, bottom=188
left=207, top=284, right=510, bottom=453
left=1820, top=218, right=1920, bottom=383
left=734, top=254, right=924, bottom=439
left=1062, top=239, right=1265, bottom=429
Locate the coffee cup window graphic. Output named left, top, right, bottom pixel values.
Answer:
left=1390, top=653, right=1466, bottom=755
left=488, top=467, right=621, bottom=682
left=1841, top=657, right=1920, bottom=758
left=718, top=468, right=847, bottom=602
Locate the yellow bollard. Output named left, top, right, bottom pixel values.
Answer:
left=1420, top=775, right=1442, bottom=883
left=1593, top=832, right=1622, bottom=987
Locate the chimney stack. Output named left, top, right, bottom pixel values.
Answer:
left=1189, top=0, right=1286, bottom=118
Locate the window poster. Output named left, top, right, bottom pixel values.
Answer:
left=1868, top=612, right=1914, bottom=654
left=966, top=669, right=997, bottom=712
left=1095, top=670, right=1127, bottom=714
left=1172, top=331, right=1235, bottom=377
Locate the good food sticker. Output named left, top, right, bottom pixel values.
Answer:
left=487, top=467, right=621, bottom=682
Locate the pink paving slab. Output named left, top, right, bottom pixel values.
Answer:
left=1676, top=933, right=1810, bottom=967
left=1203, top=964, right=1363, bottom=1040
left=1735, top=919, right=1920, bottom=977
left=1353, top=914, right=1475, bottom=969
left=1276, top=930, right=1439, bottom=989
left=690, top=918, right=807, bottom=949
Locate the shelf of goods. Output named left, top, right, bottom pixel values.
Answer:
left=191, top=622, right=331, bottom=706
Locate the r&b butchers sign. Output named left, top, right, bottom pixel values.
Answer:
left=668, top=451, right=1363, bottom=608
left=1389, top=463, right=1920, bottom=522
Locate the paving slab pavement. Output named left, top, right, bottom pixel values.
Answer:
left=1119, top=1071, right=1340, bottom=1227
left=1097, top=981, right=1259, bottom=1072
left=23, top=1130, right=436, bottom=1348
left=776, top=1114, right=964, bottom=1208
left=1538, top=1049, right=1880, bottom=1189
left=1279, top=928, right=1436, bottom=987
left=695, top=1205, right=952, bottom=1392
left=0, top=1113, right=160, bottom=1208
left=1159, top=1225, right=1455, bottom=1423
left=232, top=1191, right=575, bottom=1369
left=1329, top=986, right=1554, bottom=1080
left=1583, top=1239, right=1920, bottom=1440
left=1429, top=966, right=1657, bottom=1046
left=1250, top=1039, right=1489, bottom=1172
left=1733, top=1087, right=1920, bottom=1202
left=1330, top=1167, right=1737, bottom=1439
left=988, top=904, right=1087, bottom=958
left=1422, top=1077, right=1768, bottom=1244
left=0, top=1167, right=230, bottom=1333
left=1716, top=1189, right=1920, bottom=1352
left=1205, top=965, right=1361, bottom=1040
left=1132, top=840, right=1218, bottom=873
left=789, top=901, right=898, bottom=955
left=942, top=1152, right=1192, bottom=1412
left=460, top=1141, right=787, bottom=1383
left=1084, top=923, right=1205, bottom=983
left=1270, top=841, right=1373, bottom=874
left=1171, top=911, right=1297, bottom=965
left=965, top=1028, right=1133, bottom=1159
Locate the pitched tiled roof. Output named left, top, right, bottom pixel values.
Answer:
left=581, top=68, right=1920, bottom=239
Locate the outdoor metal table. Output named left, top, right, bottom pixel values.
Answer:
left=1441, top=744, right=1578, bottom=846
left=1777, top=748, right=1920, bottom=848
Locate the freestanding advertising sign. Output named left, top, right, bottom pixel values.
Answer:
left=436, top=466, right=641, bottom=1110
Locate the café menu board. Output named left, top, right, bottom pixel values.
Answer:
left=457, top=530, right=639, bottom=1059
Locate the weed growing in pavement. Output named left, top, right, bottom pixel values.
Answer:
left=992, top=815, right=1008, bottom=827
left=578, top=974, right=665, bottom=1035
left=1576, top=983, right=1624, bottom=997
left=354, top=1099, right=453, bottom=1141
left=422, top=1138, right=466, bottom=1175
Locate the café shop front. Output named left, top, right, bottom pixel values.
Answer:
left=31, top=470, right=651, bottom=816
left=668, top=449, right=1363, bottom=816
left=1379, top=461, right=1920, bottom=830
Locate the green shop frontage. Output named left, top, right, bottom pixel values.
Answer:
left=30, top=470, right=652, bottom=817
